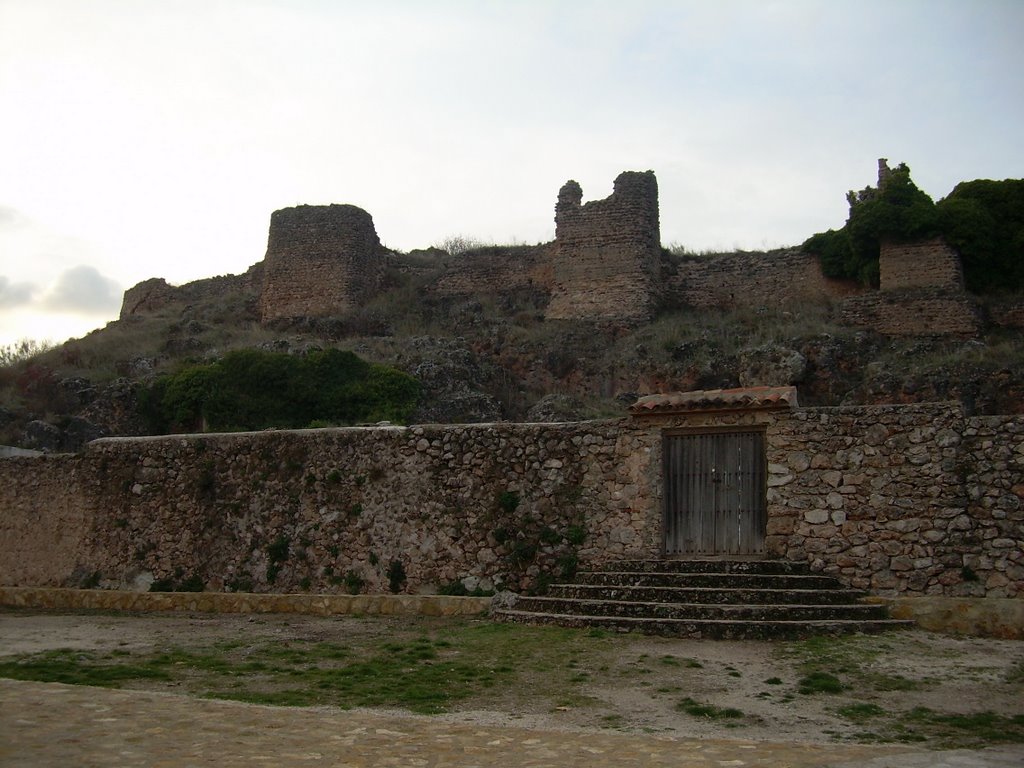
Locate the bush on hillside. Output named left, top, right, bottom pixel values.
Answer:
left=141, top=348, right=419, bottom=433
left=936, top=179, right=1024, bottom=293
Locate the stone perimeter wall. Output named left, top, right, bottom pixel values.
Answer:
left=2, top=404, right=1021, bottom=599
left=0, top=423, right=658, bottom=596
left=767, top=406, right=1022, bottom=597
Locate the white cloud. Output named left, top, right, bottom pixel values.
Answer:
left=0, top=276, right=38, bottom=308
left=42, top=265, right=122, bottom=316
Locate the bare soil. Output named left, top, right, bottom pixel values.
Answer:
left=2, top=610, right=1022, bottom=746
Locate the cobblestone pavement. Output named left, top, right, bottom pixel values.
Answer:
left=3, top=679, right=1023, bottom=767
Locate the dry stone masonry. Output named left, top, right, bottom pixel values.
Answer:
left=546, top=171, right=662, bottom=323
left=879, top=237, right=966, bottom=292
left=668, top=249, right=856, bottom=310
left=259, top=204, right=385, bottom=322
left=2, top=402, right=1021, bottom=600
left=117, top=164, right=985, bottom=336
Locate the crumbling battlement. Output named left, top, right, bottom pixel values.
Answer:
left=259, top=204, right=384, bottom=322
left=838, top=237, right=977, bottom=336
left=546, top=171, right=661, bottom=323
left=431, top=244, right=554, bottom=297
left=118, top=166, right=984, bottom=336
left=669, top=249, right=857, bottom=310
left=880, top=237, right=965, bottom=292
left=119, top=266, right=263, bottom=320
left=840, top=288, right=981, bottom=337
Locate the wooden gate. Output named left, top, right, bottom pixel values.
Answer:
left=663, top=430, right=766, bottom=556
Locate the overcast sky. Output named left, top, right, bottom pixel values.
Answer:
left=1, top=0, right=1022, bottom=347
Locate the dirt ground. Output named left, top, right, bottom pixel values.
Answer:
left=1, top=610, right=1022, bottom=746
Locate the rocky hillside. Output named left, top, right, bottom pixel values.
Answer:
left=2, top=245, right=1022, bottom=453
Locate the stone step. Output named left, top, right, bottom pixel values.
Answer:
left=493, top=609, right=915, bottom=640
left=547, top=584, right=869, bottom=605
left=575, top=571, right=842, bottom=590
left=491, top=559, right=909, bottom=639
left=605, top=559, right=814, bottom=575
left=511, top=596, right=890, bottom=622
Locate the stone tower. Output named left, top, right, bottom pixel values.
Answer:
left=259, top=204, right=384, bottom=322
left=546, top=170, right=661, bottom=323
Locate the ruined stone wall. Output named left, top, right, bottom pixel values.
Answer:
left=880, top=237, right=965, bottom=292
left=431, top=245, right=554, bottom=297
left=546, top=171, right=661, bottom=323
left=119, top=265, right=262, bottom=319
left=986, top=298, right=1024, bottom=330
left=840, top=288, right=981, bottom=336
left=668, top=250, right=859, bottom=310
left=259, top=205, right=384, bottom=322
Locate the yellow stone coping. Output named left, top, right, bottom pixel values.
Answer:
left=865, top=595, right=1024, bottom=640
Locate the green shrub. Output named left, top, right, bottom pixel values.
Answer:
left=805, top=162, right=938, bottom=286
left=143, top=348, right=419, bottom=433
left=805, top=165, right=1024, bottom=293
left=565, top=524, right=586, bottom=546
left=437, top=580, right=494, bottom=597
left=267, top=536, right=290, bottom=565
left=178, top=574, right=205, bottom=592
left=937, top=179, right=1024, bottom=293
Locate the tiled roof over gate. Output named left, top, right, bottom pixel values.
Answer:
left=630, top=386, right=799, bottom=415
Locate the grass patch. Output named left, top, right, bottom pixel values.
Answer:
left=0, top=620, right=618, bottom=717
left=677, top=697, right=745, bottom=720
left=798, top=672, right=845, bottom=694
left=837, top=702, right=886, bottom=722
left=885, top=707, right=1024, bottom=748
left=0, top=649, right=173, bottom=687
left=869, top=673, right=923, bottom=692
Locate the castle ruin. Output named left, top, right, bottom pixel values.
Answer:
left=838, top=161, right=981, bottom=336
left=546, top=171, right=661, bottom=323
left=118, top=164, right=988, bottom=337
left=259, top=204, right=384, bottom=322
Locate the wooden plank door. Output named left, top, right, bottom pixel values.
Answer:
left=663, top=431, right=766, bottom=555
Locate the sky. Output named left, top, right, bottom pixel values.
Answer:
left=1, top=0, right=1022, bottom=348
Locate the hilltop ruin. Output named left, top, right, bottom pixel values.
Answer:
left=120, top=165, right=988, bottom=337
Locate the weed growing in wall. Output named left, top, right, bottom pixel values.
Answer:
left=497, top=490, right=520, bottom=515
left=387, top=560, right=407, bottom=594
left=149, top=572, right=204, bottom=593
left=344, top=570, right=365, bottom=595
left=266, top=536, right=290, bottom=584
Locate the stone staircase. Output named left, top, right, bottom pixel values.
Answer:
left=491, top=559, right=913, bottom=639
